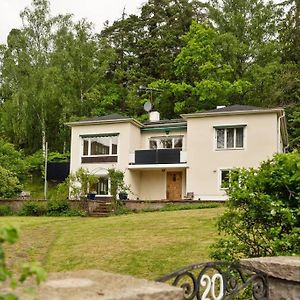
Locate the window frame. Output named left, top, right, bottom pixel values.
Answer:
left=91, top=176, right=111, bottom=197
left=148, top=135, right=184, bottom=150
left=219, top=168, right=231, bottom=190
left=81, top=134, right=119, bottom=157
left=214, top=125, right=246, bottom=150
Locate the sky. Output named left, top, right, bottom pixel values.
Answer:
left=0, top=0, right=146, bottom=44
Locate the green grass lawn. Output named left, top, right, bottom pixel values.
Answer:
left=1, top=207, right=224, bottom=280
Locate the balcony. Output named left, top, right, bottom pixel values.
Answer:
left=129, top=149, right=187, bottom=165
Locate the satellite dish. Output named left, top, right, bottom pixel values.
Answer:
left=143, top=101, right=152, bottom=112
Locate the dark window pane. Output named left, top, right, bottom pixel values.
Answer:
left=91, top=137, right=110, bottom=155
left=83, top=140, right=89, bottom=155
left=217, top=129, right=225, bottom=149
left=236, top=128, right=244, bottom=148
left=221, top=170, right=230, bottom=188
left=160, top=138, right=172, bottom=149
left=111, top=136, right=118, bottom=154
left=226, top=128, right=234, bottom=148
left=149, top=140, right=157, bottom=149
left=174, top=137, right=183, bottom=149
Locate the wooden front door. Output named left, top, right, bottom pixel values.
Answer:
left=166, top=172, right=182, bottom=200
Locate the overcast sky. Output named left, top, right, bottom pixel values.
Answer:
left=0, top=0, right=146, bottom=44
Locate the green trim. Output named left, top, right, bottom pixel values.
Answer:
left=141, top=126, right=187, bottom=132
left=213, top=124, right=246, bottom=129
left=80, top=133, right=119, bottom=138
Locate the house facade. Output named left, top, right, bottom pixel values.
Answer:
left=67, top=105, right=288, bottom=201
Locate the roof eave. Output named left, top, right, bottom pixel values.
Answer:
left=66, top=118, right=144, bottom=128
left=181, top=108, right=284, bottom=119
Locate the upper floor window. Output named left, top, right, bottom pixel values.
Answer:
left=149, top=136, right=183, bottom=150
left=215, top=126, right=244, bottom=150
left=82, top=134, right=118, bottom=156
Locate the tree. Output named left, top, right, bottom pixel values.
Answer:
left=210, top=151, right=300, bottom=261
left=151, top=22, right=251, bottom=115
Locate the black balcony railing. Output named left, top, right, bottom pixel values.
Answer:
left=134, top=149, right=181, bottom=164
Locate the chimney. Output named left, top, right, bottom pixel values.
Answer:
left=149, top=111, right=160, bottom=122
left=216, top=105, right=226, bottom=109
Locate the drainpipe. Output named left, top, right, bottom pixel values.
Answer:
left=278, top=111, right=288, bottom=153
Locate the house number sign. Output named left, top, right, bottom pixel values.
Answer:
left=200, top=274, right=224, bottom=300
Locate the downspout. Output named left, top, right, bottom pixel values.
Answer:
left=278, top=111, right=288, bottom=153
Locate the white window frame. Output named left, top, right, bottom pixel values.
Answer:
left=97, top=176, right=111, bottom=196
left=214, top=125, right=246, bottom=150
left=81, top=134, right=119, bottom=157
left=148, top=135, right=184, bottom=150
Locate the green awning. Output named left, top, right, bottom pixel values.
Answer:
left=80, top=133, right=119, bottom=138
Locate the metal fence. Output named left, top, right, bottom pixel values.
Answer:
left=157, top=261, right=268, bottom=300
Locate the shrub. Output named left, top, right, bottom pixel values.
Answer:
left=47, top=199, right=69, bottom=216
left=0, top=205, right=13, bottom=216
left=0, top=139, right=27, bottom=180
left=210, top=151, right=300, bottom=261
left=0, top=166, right=22, bottom=198
left=19, top=201, right=47, bottom=216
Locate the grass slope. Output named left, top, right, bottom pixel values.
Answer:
left=1, top=207, right=223, bottom=280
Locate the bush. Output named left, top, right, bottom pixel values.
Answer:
left=210, top=151, right=300, bottom=261
left=47, top=199, right=70, bottom=216
left=19, top=201, right=47, bottom=216
left=0, top=205, right=13, bottom=216
left=0, top=166, right=22, bottom=198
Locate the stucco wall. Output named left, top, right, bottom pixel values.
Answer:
left=186, top=113, right=279, bottom=200
left=70, top=122, right=141, bottom=199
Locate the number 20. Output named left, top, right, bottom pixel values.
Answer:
left=200, top=274, right=224, bottom=300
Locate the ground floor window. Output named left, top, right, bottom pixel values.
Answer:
left=220, top=169, right=230, bottom=189
left=91, top=177, right=109, bottom=195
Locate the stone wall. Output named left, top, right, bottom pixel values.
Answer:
left=241, top=256, right=300, bottom=300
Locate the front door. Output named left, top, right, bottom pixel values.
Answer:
left=166, top=172, right=182, bottom=200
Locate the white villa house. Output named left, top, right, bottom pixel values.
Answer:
left=67, top=105, right=288, bottom=201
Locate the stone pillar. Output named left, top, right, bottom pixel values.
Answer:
left=14, top=269, right=183, bottom=300
left=241, top=256, right=300, bottom=300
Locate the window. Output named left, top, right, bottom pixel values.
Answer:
left=215, top=127, right=244, bottom=149
left=82, top=135, right=118, bottom=156
left=91, top=177, right=109, bottom=195
left=149, top=136, right=183, bottom=150
left=220, top=169, right=230, bottom=189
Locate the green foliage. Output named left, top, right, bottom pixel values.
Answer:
left=24, top=151, right=44, bottom=175
left=210, top=151, right=300, bottom=261
left=19, top=201, right=47, bottom=216
left=108, top=168, right=130, bottom=211
left=0, top=205, right=13, bottom=216
left=48, top=152, right=70, bottom=162
left=68, top=167, right=98, bottom=199
left=0, top=225, right=46, bottom=299
left=0, top=167, right=22, bottom=199
left=46, top=199, right=69, bottom=216
left=0, top=139, right=27, bottom=180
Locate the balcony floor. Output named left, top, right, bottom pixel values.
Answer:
left=128, top=163, right=188, bottom=170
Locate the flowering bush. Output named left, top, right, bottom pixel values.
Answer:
left=210, top=151, right=300, bottom=261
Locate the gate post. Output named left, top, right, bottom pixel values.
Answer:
left=241, top=256, right=300, bottom=300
